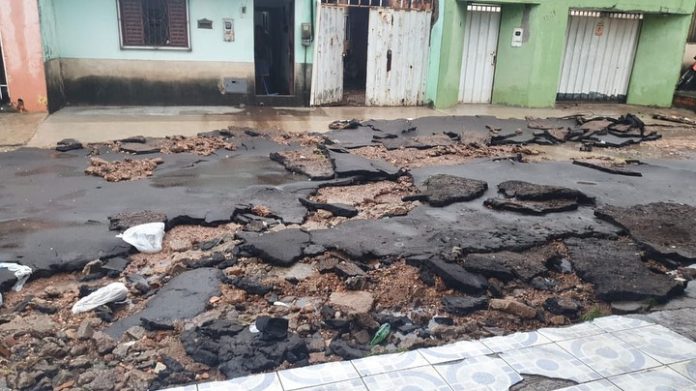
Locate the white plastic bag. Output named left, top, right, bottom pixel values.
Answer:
left=116, top=222, right=165, bottom=254
left=72, top=282, right=129, bottom=314
left=0, top=262, right=33, bottom=291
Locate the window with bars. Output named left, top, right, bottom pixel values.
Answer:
left=118, top=0, right=189, bottom=48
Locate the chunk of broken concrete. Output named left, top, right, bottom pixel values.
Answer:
left=489, top=299, right=537, bottom=319
left=329, top=291, right=374, bottom=315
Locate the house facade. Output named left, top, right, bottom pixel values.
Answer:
left=1, top=0, right=694, bottom=112
left=37, top=0, right=315, bottom=111
left=428, top=0, right=696, bottom=108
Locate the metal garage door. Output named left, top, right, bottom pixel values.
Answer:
left=310, top=4, right=346, bottom=106
left=365, top=8, right=432, bottom=106
left=459, top=4, right=501, bottom=104
left=558, top=10, right=642, bottom=101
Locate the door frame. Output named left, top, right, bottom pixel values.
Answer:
left=458, top=3, right=502, bottom=104
left=254, top=0, right=296, bottom=97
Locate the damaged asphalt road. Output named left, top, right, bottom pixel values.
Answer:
left=1, top=115, right=696, bottom=390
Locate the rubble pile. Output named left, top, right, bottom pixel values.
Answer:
left=85, top=156, right=164, bottom=182
left=1, top=114, right=695, bottom=390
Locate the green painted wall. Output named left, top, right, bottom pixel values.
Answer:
left=432, top=0, right=696, bottom=108
left=37, top=0, right=60, bottom=61
left=628, top=13, right=693, bottom=106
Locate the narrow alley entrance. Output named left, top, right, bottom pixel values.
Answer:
left=254, top=0, right=295, bottom=96
left=0, top=36, right=9, bottom=107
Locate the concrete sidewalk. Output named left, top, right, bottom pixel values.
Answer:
left=161, top=315, right=696, bottom=391
left=24, top=103, right=696, bottom=148
left=0, top=113, right=46, bottom=149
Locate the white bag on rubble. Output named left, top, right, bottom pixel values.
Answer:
left=0, top=262, right=33, bottom=292
left=116, top=222, right=165, bottom=254
left=71, top=282, right=128, bottom=314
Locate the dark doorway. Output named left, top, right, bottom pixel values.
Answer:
left=254, top=0, right=294, bottom=96
left=0, top=39, right=9, bottom=106
left=343, top=7, right=369, bottom=105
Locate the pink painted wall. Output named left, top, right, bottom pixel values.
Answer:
left=0, top=0, right=48, bottom=112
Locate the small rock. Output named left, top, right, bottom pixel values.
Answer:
left=329, top=291, right=374, bottom=315
left=228, top=277, right=272, bottom=296
left=489, top=299, right=537, bottom=319
left=127, top=274, right=150, bottom=294
left=442, top=296, right=488, bottom=316
left=433, top=316, right=454, bottom=326
left=169, top=239, right=191, bottom=253
left=125, top=325, right=146, bottom=340
left=153, top=362, right=167, bottom=374
left=328, top=339, right=368, bottom=360
left=346, top=276, right=368, bottom=290
left=531, top=277, right=557, bottom=291
left=43, top=286, right=62, bottom=299
left=685, top=281, right=696, bottom=299
left=353, top=330, right=371, bottom=345
left=611, top=301, right=646, bottom=314
left=92, top=332, right=116, bottom=355
left=77, top=319, right=95, bottom=340
left=306, top=335, right=325, bottom=353
left=543, top=297, right=580, bottom=317
left=255, top=316, right=288, bottom=341
left=548, top=315, right=568, bottom=326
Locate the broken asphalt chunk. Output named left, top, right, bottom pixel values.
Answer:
left=298, top=197, right=359, bottom=218
left=565, top=238, right=683, bottom=302
left=56, top=138, right=83, bottom=152
left=595, top=203, right=696, bottom=263
left=572, top=160, right=643, bottom=177
left=238, top=229, right=311, bottom=266
left=403, top=174, right=488, bottom=207
left=328, top=149, right=402, bottom=180
left=419, top=256, right=488, bottom=294
left=497, top=180, right=595, bottom=204
left=442, top=296, right=488, bottom=315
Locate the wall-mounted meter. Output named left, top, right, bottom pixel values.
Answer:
left=301, top=22, right=313, bottom=46
left=512, top=28, right=524, bottom=47
left=223, top=18, right=235, bottom=42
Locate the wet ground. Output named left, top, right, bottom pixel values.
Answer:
left=1, top=113, right=696, bottom=391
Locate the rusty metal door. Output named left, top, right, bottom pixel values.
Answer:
left=310, top=4, right=346, bottom=106
left=558, top=10, right=642, bottom=101
left=365, top=8, right=431, bottom=106
left=459, top=5, right=501, bottom=104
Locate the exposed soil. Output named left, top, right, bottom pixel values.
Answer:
left=84, top=157, right=163, bottom=182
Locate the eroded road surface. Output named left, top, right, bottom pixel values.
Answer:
left=1, top=114, right=696, bottom=390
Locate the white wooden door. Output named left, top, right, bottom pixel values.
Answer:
left=365, top=8, right=431, bottom=106
left=558, top=11, right=642, bottom=101
left=459, top=5, right=501, bottom=104
left=310, top=5, right=346, bottom=106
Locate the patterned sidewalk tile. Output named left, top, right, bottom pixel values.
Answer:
left=197, top=373, right=283, bottom=391
left=296, top=378, right=367, bottom=391
left=558, top=333, right=661, bottom=377
left=277, top=361, right=360, bottom=390
left=417, top=339, right=493, bottom=365
left=671, top=359, right=696, bottom=382
left=362, top=366, right=452, bottom=391
left=609, top=366, right=696, bottom=391
left=500, top=343, right=602, bottom=383
left=590, top=315, right=654, bottom=333
left=614, top=325, right=696, bottom=365
left=434, top=355, right=523, bottom=390
left=538, top=322, right=605, bottom=342
left=553, top=379, right=621, bottom=391
left=480, top=331, right=551, bottom=353
left=351, top=350, right=430, bottom=377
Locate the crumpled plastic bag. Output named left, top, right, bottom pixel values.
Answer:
left=116, top=222, right=165, bottom=254
left=72, top=282, right=129, bottom=314
left=0, top=262, right=33, bottom=292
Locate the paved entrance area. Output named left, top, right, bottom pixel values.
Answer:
left=164, top=315, right=696, bottom=391
left=0, top=112, right=46, bottom=149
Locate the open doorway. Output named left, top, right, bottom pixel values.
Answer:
left=254, top=0, right=294, bottom=96
left=0, top=37, right=9, bottom=107
left=343, top=7, right=369, bottom=105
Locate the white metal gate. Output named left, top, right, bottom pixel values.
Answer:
left=459, top=5, right=501, bottom=104
left=365, top=8, right=432, bottom=106
left=558, top=10, right=642, bottom=101
left=310, top=5, right=346, bottom=106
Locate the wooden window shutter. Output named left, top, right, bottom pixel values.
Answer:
left=119, top=0, right=145, bottom=46
left=166, top=0, right=189, bottom=47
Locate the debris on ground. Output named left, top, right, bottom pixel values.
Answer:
left=85, top=156, right=163, bottom=182
left=0, top=113, right=694, bottom=391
